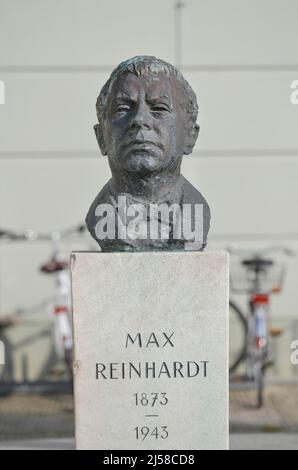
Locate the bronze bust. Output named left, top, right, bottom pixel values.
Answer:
left=86, top=56, right=210, bottom=251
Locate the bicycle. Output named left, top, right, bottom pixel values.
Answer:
left=0, top=224, right=86, bottom=382
left=227, top=246, right=293, bottom=407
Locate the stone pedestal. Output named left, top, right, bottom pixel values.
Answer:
left=71, top=251, right=229, bottom=450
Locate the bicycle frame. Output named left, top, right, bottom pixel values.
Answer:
left=246, top=294, right=269, bottom=381
left=53, top=270, right=73, bottom=363
left=228, top=245, right=293, bottom=407
left=0, top=224, right=87, bottom=382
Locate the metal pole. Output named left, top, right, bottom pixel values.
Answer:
left=174, top=1, right=185, bottom=69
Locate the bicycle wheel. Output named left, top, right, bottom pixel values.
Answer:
left=229, top=300, right=247, bottom=373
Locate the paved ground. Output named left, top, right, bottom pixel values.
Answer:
left=230, top=433, right=298, bottom=450
left=0, top=434, right=297, bottom=450
left=0, top=383, right=297, bottom=449
left=0, top=393, right=74, bottom=440
left=230, top=382, right=298, bottom=433
left=0, top=438, right=75, bottom=450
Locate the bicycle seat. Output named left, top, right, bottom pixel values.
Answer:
left=0, top=315, right=18, bottom=329
left=40, top=260, right=69, bottom=273
left=242, top=258, right=273, bottom=269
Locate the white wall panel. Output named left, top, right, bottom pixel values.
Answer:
left=0, top=0, right=174, bottom=67
left=182, top=156, right=298, bottom=236
left=183, top=0, right=298, bottom=66
left=1, top=1, right=297, bottom=68
left=0, top=72, right=297, bottom=152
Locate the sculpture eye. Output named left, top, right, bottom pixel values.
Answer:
left=151, top=104, right=170, bottom=114
left=119, top=105, right=130, bottom=111
left=114, top=104, right=131, bottom=114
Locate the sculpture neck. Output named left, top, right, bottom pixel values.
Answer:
left=109, top=162, right=183, bottom=205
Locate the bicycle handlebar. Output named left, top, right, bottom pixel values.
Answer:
left=0, top=224, right=86, bottom=242
left=226, top=245, right=296, bottom=257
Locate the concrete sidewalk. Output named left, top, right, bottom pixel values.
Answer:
left=230, top=382, right=298, bottom=433
left=0, top=434, right=297, bottom=450
left=0, top=383, right=298, bottom=449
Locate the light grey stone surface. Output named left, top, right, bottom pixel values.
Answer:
left=71, top=251, right=229, bottom=450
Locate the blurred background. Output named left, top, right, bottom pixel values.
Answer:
left=0, top=0, right=298, bottom=447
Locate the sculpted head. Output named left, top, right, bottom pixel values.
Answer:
left=94, top=56, right=200, bottom=176
left=86, top=56, right=210, bottom=252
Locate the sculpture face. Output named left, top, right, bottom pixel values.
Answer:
left=102, top=72, right=187, bottom=174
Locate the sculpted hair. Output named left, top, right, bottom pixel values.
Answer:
left=96, top=55, right=199, bottom=126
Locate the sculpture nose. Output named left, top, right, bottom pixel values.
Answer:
left=129, top=103, right=151, bottom=131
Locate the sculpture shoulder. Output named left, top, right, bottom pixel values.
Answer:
left=85, top=179, right=113, bottom=231
left=181, top=176, right=210, bottom=212
left=181, top=175, right=211, bottom=248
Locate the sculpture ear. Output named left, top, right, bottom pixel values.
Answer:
left=184, top=123, right=200, bottom=155
left=94, top=123, right=108, bottom=156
